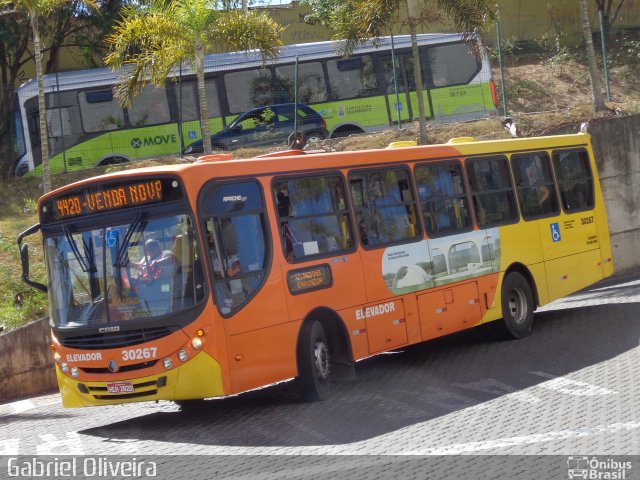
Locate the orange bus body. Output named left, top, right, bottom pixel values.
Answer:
left=33, top=133, right=612, bottom=407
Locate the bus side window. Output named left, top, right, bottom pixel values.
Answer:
left=512, top=152, right=559, bottom=219
left=415, top=162, right=472, bottom=236
left=553, top=150, right=594, bottom=212
left=467, top=156, right=519, bottom=227
left=274, top=175, right=352, bottom=261
left=349, top=168, right=421, bottom=247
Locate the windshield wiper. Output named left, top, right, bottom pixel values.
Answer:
left=63, top=225, right=94, bottom=273
left=115, top=212, right=146, bottom=268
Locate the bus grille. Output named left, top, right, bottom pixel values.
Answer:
left=80, top=360, right=157, bottom=374
left=60, top=326, right=179, bottom=349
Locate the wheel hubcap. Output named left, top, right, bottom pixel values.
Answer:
left=314, top=341, right=330, bottom=380
left=508, top=287, right=528, bottom=324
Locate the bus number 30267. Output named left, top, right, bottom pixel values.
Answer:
left=122, top=347, right=158, bottom=361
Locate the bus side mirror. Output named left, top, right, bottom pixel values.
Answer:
left=20, top=243, right=30, bottom=278
left=17, top=223, right=48, bottom=293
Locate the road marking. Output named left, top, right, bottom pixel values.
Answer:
left=0, top=439, right=20, bottom=455
left=9, top=399, right=36, bottom=413
left=37, top=432, right=85, bottom=455
left=531, top=371, right=617, bottom=396
left=401, top=422, right=640, bottom=454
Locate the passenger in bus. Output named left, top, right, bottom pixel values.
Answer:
left=134, top=239, right=175, bottom=281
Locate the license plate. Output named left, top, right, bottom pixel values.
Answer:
left=106, top=382, right=134, bottom=394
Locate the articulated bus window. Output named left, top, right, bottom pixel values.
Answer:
left=274, top=175, right=353, bottom=261
left=467, top=156, right=519, bottom=227
left=200, top=181, right=269, bottom=316
left=349, top=168, right=420, bottom=247
left=415, top=162, right=471, bottom=236
left=553, top=150, right=594, bottom=212
left=512, top=152, right=560, bottom=219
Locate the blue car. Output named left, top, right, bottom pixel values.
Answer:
left=183, top=103, right=328, bottom=154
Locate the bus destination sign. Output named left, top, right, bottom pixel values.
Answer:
left=47, top=179, right=178, bottom=221
left=287, top=264, right=332, bottom=295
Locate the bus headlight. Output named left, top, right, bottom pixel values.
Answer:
left=163, top=358, right=173, bottom=370
left=178, top=350, right=188, bottom=362
left=60, top=362, right=69, bottom=373
left=53, top=352, right=61, bottom=363
left=70, top=367, right=79, bottom=379
left=191, top=337, right=203, bottom=350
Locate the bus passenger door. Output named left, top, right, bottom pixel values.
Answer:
left=543, top=150, right=604, bottom=301
left=382, top=56, right=412, bottom=125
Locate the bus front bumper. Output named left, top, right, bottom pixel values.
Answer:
left=57, top=351, right=225, bottom=408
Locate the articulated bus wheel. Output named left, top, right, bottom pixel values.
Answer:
left=499, top=271, right=535, bottom=339
left=296, top=320, right=331, bottom=402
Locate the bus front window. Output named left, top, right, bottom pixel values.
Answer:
left=45, top=214, right=205, bottom=327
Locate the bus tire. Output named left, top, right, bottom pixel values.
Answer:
left=296, top=319, right=331, bottom=402
left=499, top=272, right=535, bottom=339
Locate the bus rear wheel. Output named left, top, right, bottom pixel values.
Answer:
left=296, top=320, right=331, bottom=402
left=499, top=272, right=535, bottom=339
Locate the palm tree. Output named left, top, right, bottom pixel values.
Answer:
left=579, top=0, right=606, bottom=112
left=0, top=0, right=95, bottom=192
left=105, top=0, right=283, bottom=155
left=303, top=0, right=494, bottom=144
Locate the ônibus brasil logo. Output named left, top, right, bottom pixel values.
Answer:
left=567, top=456, right=632, bottom=479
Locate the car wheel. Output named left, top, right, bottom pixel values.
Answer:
left=301, top=131, right=326, bottom=149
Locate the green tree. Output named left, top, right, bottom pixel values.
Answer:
left=0, top=14, right=30, bottom=178
left=104, top=0, right=283, bottom=155
left=303, top=0, right=494, bottom=144
left=0, top=0, right=96, bottom=192
left=579, top=0, right=606, bottom=112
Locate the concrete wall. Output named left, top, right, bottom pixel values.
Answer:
left=0, top=317, right=57, bottom=403
left=592, top=114, right=640, bottom=275
left=0, top=114, right=638, bottom=403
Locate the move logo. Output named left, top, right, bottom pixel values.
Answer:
left=131, top=134, right=178, bottom=149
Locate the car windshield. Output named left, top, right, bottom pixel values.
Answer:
left=45, top=213, right=206, bottom=328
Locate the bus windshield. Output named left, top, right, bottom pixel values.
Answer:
left=44, top=213, right=205, bottom=328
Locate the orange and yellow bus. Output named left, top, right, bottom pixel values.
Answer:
left=18, top=132, right=612, bottom=407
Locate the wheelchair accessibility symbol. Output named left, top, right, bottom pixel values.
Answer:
left=550, top=223, right=561, bottom=242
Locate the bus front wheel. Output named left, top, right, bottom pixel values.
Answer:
left=296, top=320, right=331, bottom=402
left=499, top=272, right=535, bottom=339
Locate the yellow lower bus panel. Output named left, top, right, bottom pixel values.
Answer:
left=57, top=352, right=224, bottom=408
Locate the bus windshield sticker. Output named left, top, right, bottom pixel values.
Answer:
left=382, top=228, right=500, bottom=295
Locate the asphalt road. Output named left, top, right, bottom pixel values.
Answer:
left=1, top=274, right=639, bottom=478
